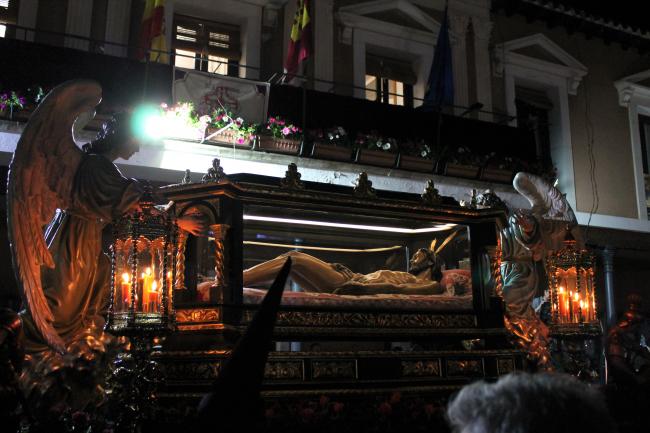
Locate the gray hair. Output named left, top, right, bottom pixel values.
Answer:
left=446, top=373, right=616, bottom=433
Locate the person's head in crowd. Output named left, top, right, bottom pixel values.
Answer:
left=446, top=372, right=616, bottom=433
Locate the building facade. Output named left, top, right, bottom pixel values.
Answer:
left=1, top=0, right=650, bottom=323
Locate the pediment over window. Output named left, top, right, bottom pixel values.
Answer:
left=337, top=0, right=440, bottom=45
left=495, top=34, right=588, bottom=95
left=615, top=69, right=650, bottom=106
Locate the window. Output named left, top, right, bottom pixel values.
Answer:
left=365, top=54, right=415, bottom=107
left=173, top=15, right=240, bottom=76
left=0, top=0, right=18, bottom=38
left=515, top=86, right=554, bottom=170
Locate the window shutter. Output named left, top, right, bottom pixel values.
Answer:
left=205, top=22, right=240, bottom=59
left=173, top=15, right=240, bottom=61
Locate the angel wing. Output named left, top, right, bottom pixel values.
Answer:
left=512, top=172, right=584, bottom=249
left=7, top=80, right=103, bottom=352
left=512, top=172, right=576, bottom=223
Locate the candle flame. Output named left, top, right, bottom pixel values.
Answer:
left=146, top=267, right=152, bottom=276
left=559, top=286, right=564, bottom=293
left=121, top=273, right=130, bottom=283
left=579, top=300, right=584, bottom=309
left=167, top=271, right=172, bottom=278
left=151, top=280, right=158, bottom=292
left=574, top=293, right=579, bottom=301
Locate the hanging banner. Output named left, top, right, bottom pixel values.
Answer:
left=173, top=68, right=270, bottom=123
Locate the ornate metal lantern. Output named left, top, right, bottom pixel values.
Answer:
left=547, top=232, right=597, bottom=324
left=106, top=186, right=178, bottom=335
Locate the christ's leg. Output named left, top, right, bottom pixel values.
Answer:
left=243, top=251, right=349, bottom=292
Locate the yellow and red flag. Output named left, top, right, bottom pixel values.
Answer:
left=137, top=0, right=169, bottom=63
left=284, top=0, right=312, bottom=78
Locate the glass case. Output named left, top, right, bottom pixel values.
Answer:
left=162, top=170, right=505, bottom=317
left=241, top=204, right=472, bottom=297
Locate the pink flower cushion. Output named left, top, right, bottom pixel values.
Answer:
left=440, top=269, right=472, bottom=295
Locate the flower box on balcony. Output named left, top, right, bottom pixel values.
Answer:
left=444, top=162, right=480, bottom=179
left=480, top=167, right=514, bottom=183
left=257, top=134, right=302, bottom=155
left=355, top=149, right=397, bottom=168
left=205, top=128, right=253, bottom=148
left=398, top=154, right=435, bottom=173
left=311, top=142, right=353, bottom=162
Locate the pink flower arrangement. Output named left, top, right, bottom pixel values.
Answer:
left=209, top=107, right=257, bottom=144
left=265, top=115, right=302, bottom=139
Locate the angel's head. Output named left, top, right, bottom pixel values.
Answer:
left=83, top=112, right=141, bottom=161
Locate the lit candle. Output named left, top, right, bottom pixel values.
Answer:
left=142, top=267, right=153, bottom=312
left=149, top=280, right=159, bottom=312
left=121, top=272, right=131, bottom=310
left=579, top=299, right=585, bottom=323
left=558, top=286, right=566, bottom=322
left=573, top=292, right=580, bottom=323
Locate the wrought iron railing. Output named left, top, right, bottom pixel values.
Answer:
left=0, top=22, right=514, bottom=124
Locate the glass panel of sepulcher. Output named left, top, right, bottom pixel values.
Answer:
left=239, top=205, right=474, bottom=306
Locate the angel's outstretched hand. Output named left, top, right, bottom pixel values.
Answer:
left=514, top=210, right=535, bottom=234
left=178, top=214, right=208, bottom=236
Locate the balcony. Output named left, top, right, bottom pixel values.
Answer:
left=0, top=25, right=537, bottom=194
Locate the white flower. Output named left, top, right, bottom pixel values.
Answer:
left=223, top=115, right=230, bottom=123
left=382, top=142, right=391, bottom=150
left=421, top=150, right=427, bottom=157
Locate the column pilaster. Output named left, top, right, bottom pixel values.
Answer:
left=448, top=13, right=469, bottom=115
left=472, top=18, right=493, bottom=121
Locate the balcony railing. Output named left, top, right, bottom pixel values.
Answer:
left=0, top=23, right=538, bottom=179
left=1, top=23, right=514, bottom=121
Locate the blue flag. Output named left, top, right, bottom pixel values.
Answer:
left=423, top=7, right=454, bottom=110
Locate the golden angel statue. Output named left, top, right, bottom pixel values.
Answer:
left=500, top=172, right=582, bottom=365
left=7, top=80, right=204, bottom=354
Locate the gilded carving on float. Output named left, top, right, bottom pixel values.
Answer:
left=280, top=162, right=305, bottom=190
left=264, top=361, right=304, bottom=381
left=421, top=180, right=442, bottom=206
left=162, top=360, right=222, bottom=380
left=401, top=359, right=442, bottom=377
left=175, top=308, right=221, bottom=323
left=202, top=158, right=227, bottom=182
left=446, top=359, right=484, bottom=377
left=181, top=169, right=192, bottom=184
left=242, top=310, right=477, bottom=329
left=352, top=172, right=376, bottom=198
left=311, top=360, right=357, bottom=380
